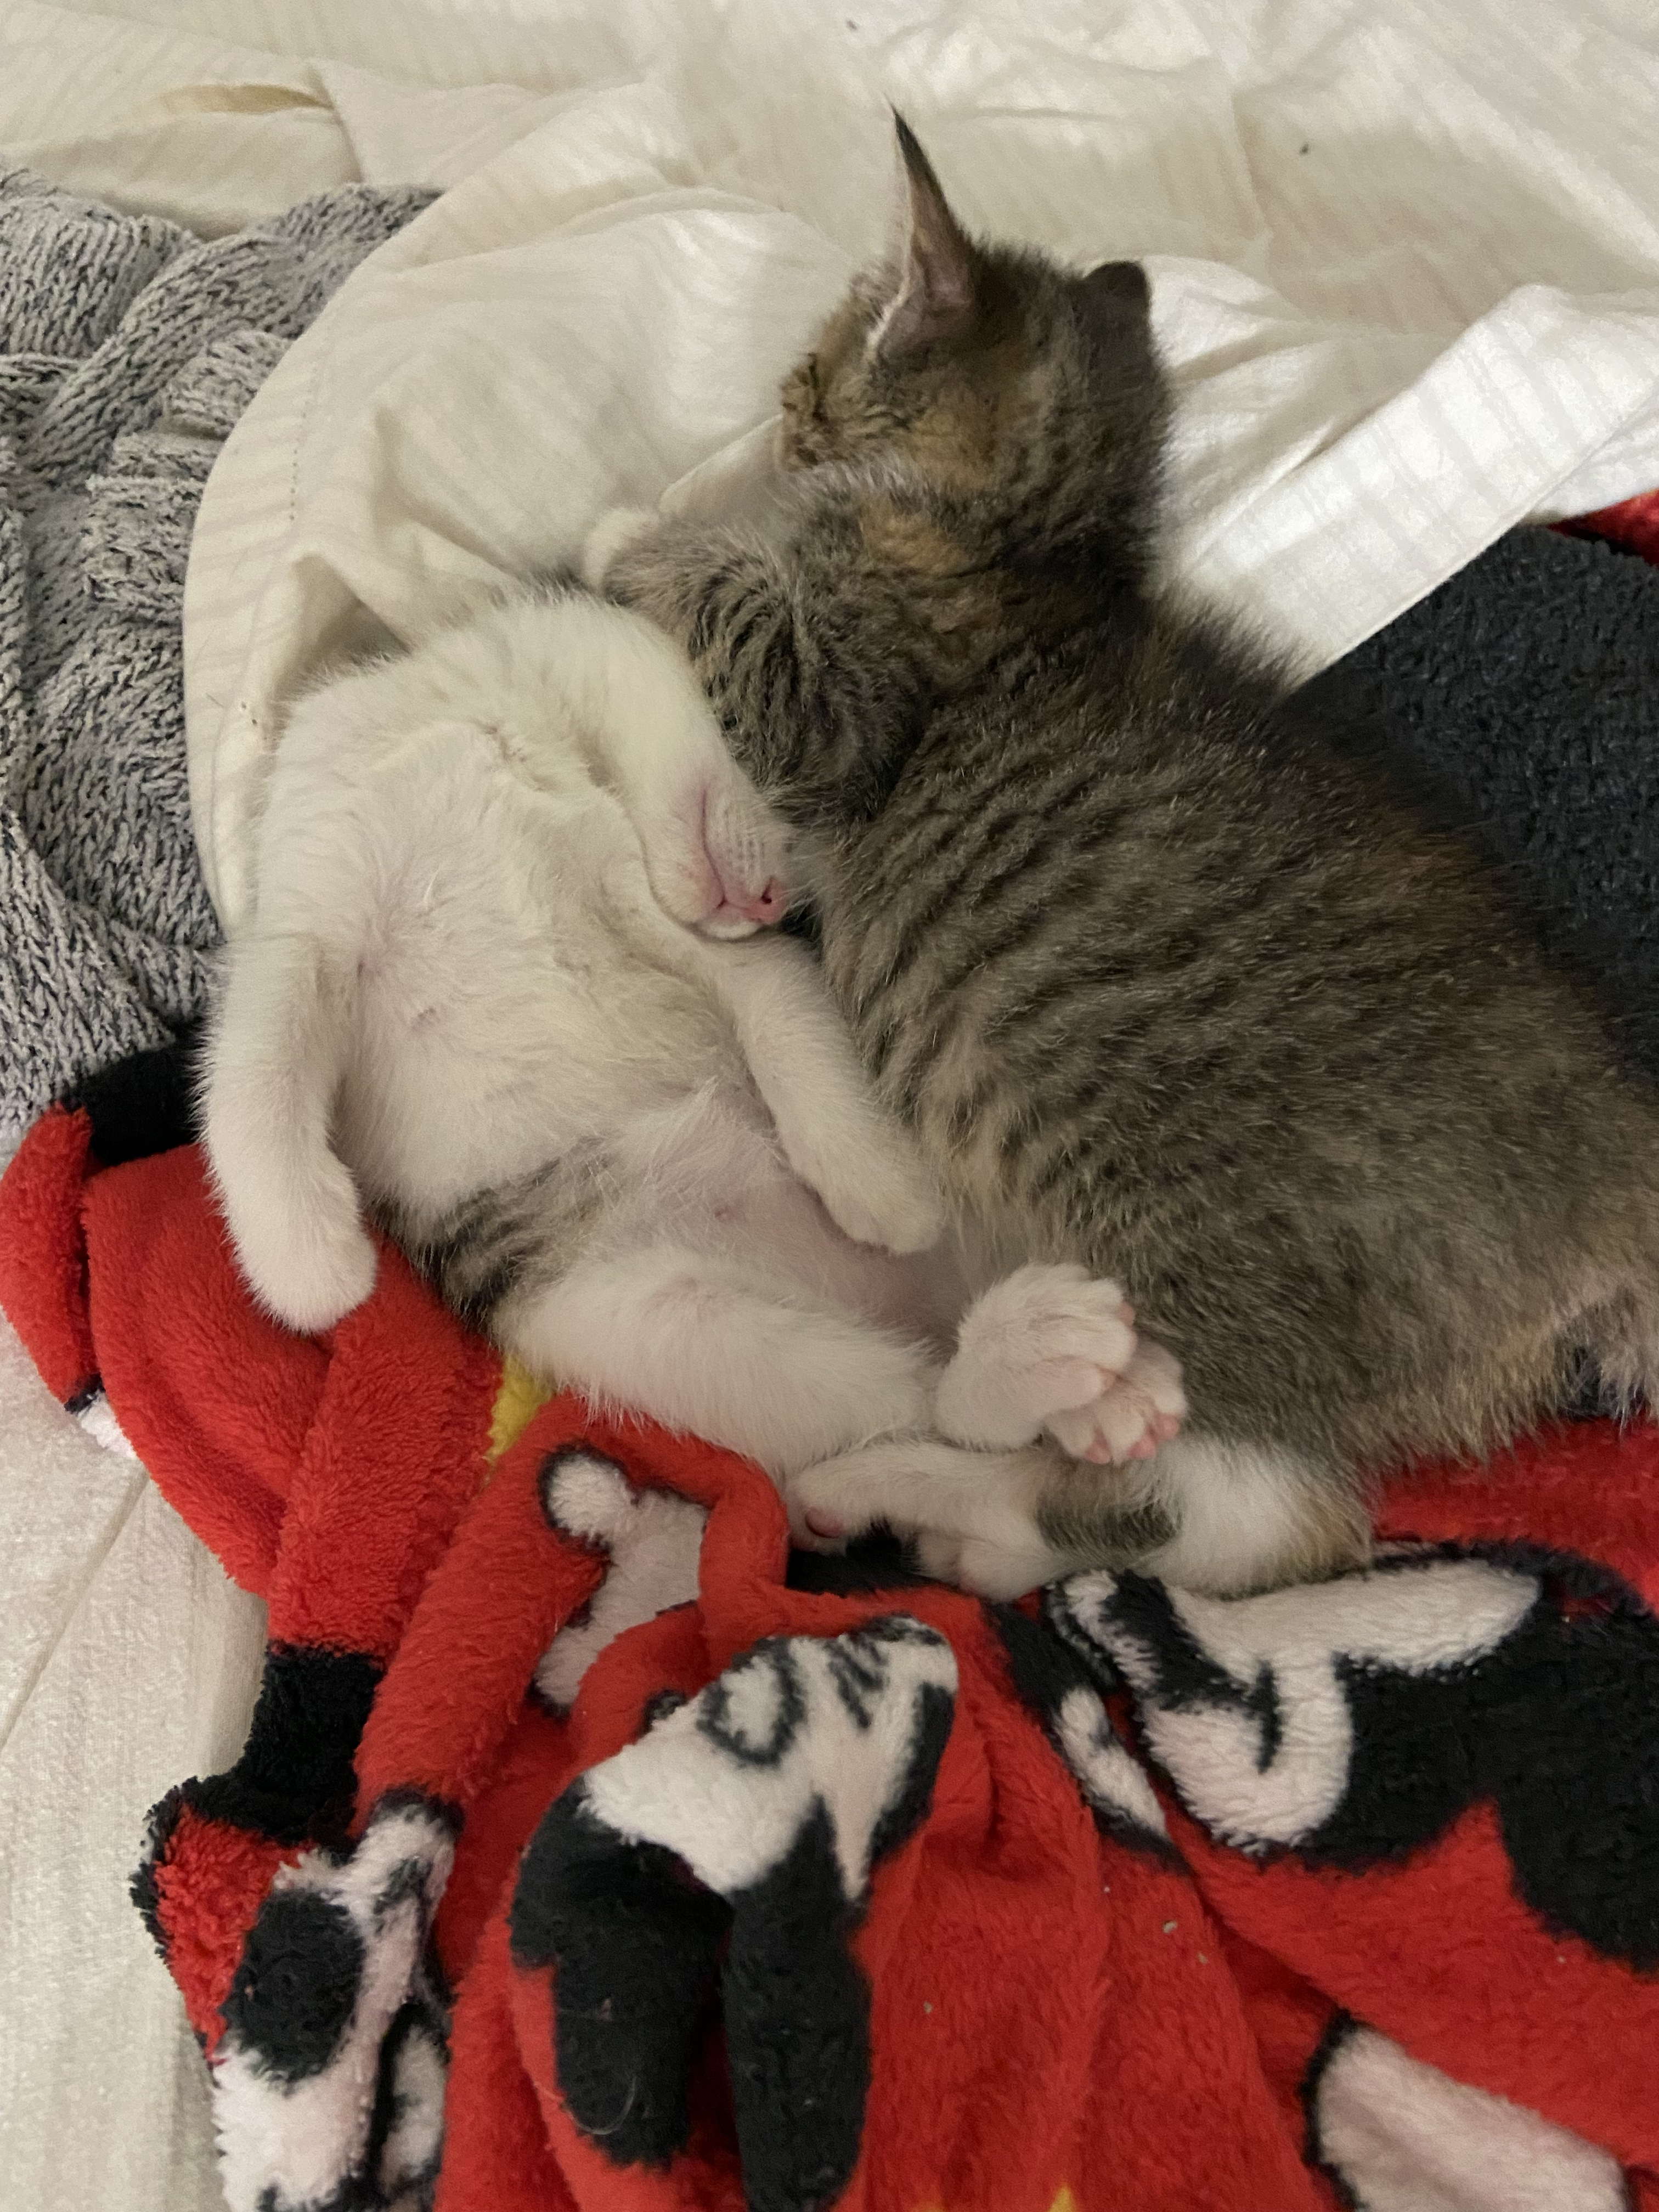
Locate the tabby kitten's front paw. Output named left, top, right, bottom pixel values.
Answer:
left=939, top=1262, right=1186, bottom=1462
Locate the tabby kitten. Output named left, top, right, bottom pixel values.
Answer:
left=590, top=119, right=1659, bottom=1596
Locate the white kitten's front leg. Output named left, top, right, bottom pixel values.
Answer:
left=560, top=596, right=789, bottom=935
left=710, top=936, right=944, bottom=1256
left=204, top=929, right=379, bottom=1334
left=938, top=1263, right=1187, bottom=1463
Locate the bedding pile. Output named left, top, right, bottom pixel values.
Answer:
left=2, top=1037, right=1657, bottom=2212
left=0, top=166, right=430, bottom=1146
left=4, top=172, right=1659, bottom=2212
left=2, top=493, right=1659, bottom=2208
left=5, top=15, right=1659, bottom=2199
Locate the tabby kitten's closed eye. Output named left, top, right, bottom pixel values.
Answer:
left=595, top=117, right=1659, bottom=1598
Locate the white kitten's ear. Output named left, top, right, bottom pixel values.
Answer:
left=581, top=506, right=657, bottom=592
left=870, top=114, right=980, bottom=367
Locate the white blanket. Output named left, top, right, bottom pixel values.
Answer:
left=3, top=3, right=1657, bottom=2207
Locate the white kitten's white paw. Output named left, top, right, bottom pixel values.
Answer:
left=910, top=1528, right=1073, bottom=1601
left=810, top=1142, right=945, bottom=1256
left=229, top=1199, right=379, bottom=1336
left=783, top=1470, right=863, bottom=1554
left=939, top=1263, right=1138, bottom=1448
left=580, top=506, right=658, bottom=592
left=1046, top=1338, right=1187, bottom=1466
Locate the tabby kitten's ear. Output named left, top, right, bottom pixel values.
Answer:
left=1081, top=260, right=1150, bottom=317
left=872, top=115, right=981, bottom=368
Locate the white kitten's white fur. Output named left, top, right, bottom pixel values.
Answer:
left=204, top=589, right=1178, bottom=1595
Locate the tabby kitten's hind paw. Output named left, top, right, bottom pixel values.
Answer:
left=908, top=1528, right=1078, bottom=1602
left=938, top=1262, right=1186, bottom=1463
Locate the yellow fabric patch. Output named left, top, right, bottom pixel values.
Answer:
left=488, top=1356, right=556, bottom=1464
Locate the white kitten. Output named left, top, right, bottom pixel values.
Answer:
left=203, top=588, right=1183, bottom=1596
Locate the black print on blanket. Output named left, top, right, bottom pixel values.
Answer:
left=211, top=1793, right=456, bottom=2212
left=994, top=1602, right=1177, bottom=1859
left=1049, top=1545, right=1659, bottom=1967
left=510, top=1616, right=957, bottom=2212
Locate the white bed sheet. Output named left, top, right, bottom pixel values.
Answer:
left=2, top=3, right=1657, bottom=2207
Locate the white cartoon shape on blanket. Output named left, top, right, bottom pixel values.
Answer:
left=372, top=2007, right=448, bottom=2209
left=1053, top=1554, right=1538, bottom=1850
left=1052, top=1682, right=1170, bottom=1845
left=536, top=1449, right=707, bottom=1711
left=1311, top=2020, right=1626, bottom=2211
left=212, top=1797, right=455, bottom=2212
left=512, top=1613, right=959, bottom=2203
left=580, top=1616, right=958, bottom=1904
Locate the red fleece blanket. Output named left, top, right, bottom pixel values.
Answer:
left=4, top=1060, right=1658, bottom=2212
left=3, top=490, right=1658, bottom=2212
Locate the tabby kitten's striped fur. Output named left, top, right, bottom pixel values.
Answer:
left=594, top=120, right=1659, bottom=1595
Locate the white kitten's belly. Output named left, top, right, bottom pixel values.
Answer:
left=717, top=1171, right=963, bottom=1344
left=292, top=724, right=958, bottom=1347
left=599, top=1080, right=963, bottom=1345
left=340, top=958, right=721, bottom=1209
left=331, top=782, right=716, bottom=1205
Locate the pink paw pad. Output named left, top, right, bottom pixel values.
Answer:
left=1047, top=1342, right=1187, bottom=1466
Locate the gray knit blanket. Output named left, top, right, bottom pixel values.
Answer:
left=0, top=167, right=432, bottom=1142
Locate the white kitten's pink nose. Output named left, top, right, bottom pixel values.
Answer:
left=732, top=878, right=787, bottom=925
left=697, top=871, right=791, bottom=939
